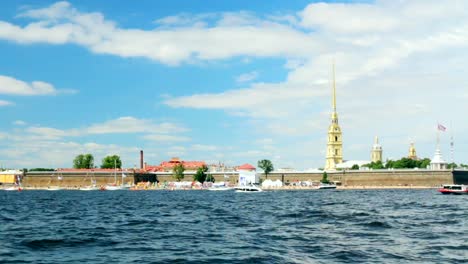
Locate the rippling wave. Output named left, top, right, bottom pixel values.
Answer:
left=0, top=189, right=467, bottom=263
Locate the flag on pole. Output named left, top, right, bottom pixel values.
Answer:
left=437, top=124, right=446, bottom=132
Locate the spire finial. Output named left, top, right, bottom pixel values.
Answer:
left=332, top=61, right=336, bottom=112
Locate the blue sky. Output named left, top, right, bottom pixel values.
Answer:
left=0, top=0, right=467, bottom=169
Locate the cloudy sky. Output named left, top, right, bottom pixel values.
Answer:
left=0, top=0, right=467, bottom=169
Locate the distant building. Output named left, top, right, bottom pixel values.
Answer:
left=408, top=141, right=418, bottom=160
left=236, top=163, right=256, bottom=172
left=371, top=136, right=383, bottom=163
left=145, top=157, right=205, bottom=172
left=430, top=148, right=447, bottom=170
left=325, top=64, right=343, bottom=170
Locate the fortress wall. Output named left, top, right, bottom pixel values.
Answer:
left=153, top=173, right=238, bottom=184
left=23, top=169, right=462, bottom=188
left=263, top=170, right=454, bottom=187
left=23, top=172, right=134, bottom=188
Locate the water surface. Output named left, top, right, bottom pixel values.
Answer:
left=0, top=189, right=466, bottom=263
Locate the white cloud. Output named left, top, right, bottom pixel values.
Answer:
left=191, top=144, right=217, bottom=151
left=1, top=138, right=140, bottom=168
left=13, top=120, right=26, bottom=125
left=0, top=116, right=189, bottom=168
left=236, top=71, right=258, bottom=83
left=0, top=2, right=317, bottom=65
left=85, top=116, right=187, bottom=134
left=26, top=126, right=69, bottom=139
left=161, top=0, right=468, bottom=168
left=9, top=117, right=188, bottom=142
left=0, top=75, right=75, bottom=95
left=0, top=99, right=14, bottom=106
left=142, top=134, right=191, bottom=142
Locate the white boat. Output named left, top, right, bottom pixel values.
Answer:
left=438, top=184, right=468, bottom=195
left=104, top=184, right=123, bottom=191
left=208, top=182, right=232, bottom=191
left=80, top=173, right=99, bottom=191
left=234, top=184, right=263, bottom=192
left=208, top=186, right=232, bottom=191
left=80, top=185, right=99, bottom=191
left=104, top=161, right=127, bottom=191
left=317, top=183, right=337, bottom=189
left=46, top=186, right=62, bottom=191
left=3, top=186, right=23, bottom=191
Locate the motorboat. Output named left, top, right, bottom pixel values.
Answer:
left=234, top=184, right=263, bottom=192
left=208, top=186, right=232, bottom=191
left=438, top=184, right=468, bottom=195
left=317, top=183, right=337, bottom=189
left=80, top=185, right=99, bottom=191
left=208, top=182, right=232, bottom=191
left=46, top=186, right=62, bottom=191
left=104, top=184, right=123, bottom=191
left=3, top=186, right=23, bottom=191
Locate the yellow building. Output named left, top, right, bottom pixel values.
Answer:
left=325, top=64, right=343, bottom=170
left=408, top=141, right=418, bottom=160
left=371, top=136, right=383, bottom=162
left=0, top=170, right=21, bottom=184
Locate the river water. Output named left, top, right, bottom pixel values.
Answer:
left=0, top=189, right=466, bottom=263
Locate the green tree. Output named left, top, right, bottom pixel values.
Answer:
left=29, top=168, right=55, bottom=172
left=417, top=158, right=431, bottom=169
left=351, top=164, right=359, bottom=170
left=321, top=171, right=330, bottom=184
left=206, top=173, right=215, bottom=183
left=73, top=154, right=94, bottom=169
left=173, top=163, right=185, bottom=182
left=447, top=162, right=458, bottom=169
left=101, top=155, right=122, bottom=169
left=384, top=157, right=431, bottom=169
left=365, top=160, right=384, bottom=169
left=258, top=159, right=274, bottom=179
left=193, top=165, right=208, bottom=183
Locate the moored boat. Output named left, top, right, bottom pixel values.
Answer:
left=208, top=182, right=232, bottom=191
left=438, top=184, right=468, bottom=195
left=317, top=183, right=337, bottom=189
left=3, top=186, right=23, bottom=191
left=234, top=184, right=263, bottom=192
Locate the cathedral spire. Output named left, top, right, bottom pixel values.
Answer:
left=332, top=62, right=337, bottom=112
left=325, top=62, right=343, bottom=171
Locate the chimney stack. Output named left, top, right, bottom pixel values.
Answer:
left=140, top=150, right=144, bottom=169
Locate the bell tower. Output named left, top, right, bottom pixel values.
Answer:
left=325, top=64, right=343, bottom=170
left=371, top=136, right=383, bottom=162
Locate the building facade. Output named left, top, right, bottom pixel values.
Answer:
left=325, top=64, right=343, bottom=170
left=408, top=141, right=418, bottom=160
left=371, top=136, right=383, bottom=163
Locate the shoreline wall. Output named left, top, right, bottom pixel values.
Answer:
left=22, top=171, right=134, bottom=188
left=22, top=169, right=468, bottom=188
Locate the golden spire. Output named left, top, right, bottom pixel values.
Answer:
left=332, top=62, right=336, bottom=112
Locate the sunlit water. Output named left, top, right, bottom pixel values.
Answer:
left=0, top=189, right=466, bottom=263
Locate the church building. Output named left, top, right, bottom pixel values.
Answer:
left=325, top=64, right=343, bottom=170
left=371, top=136, right=383, bottom=163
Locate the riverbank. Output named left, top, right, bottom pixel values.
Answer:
left=2, top=185, right=439, bottom=191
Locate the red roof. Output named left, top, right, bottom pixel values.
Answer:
left=145, top=158, right=206, bottom=172
left=237, top=163, right=256, bottom=170
left=56, top=168, right=130, bottom=172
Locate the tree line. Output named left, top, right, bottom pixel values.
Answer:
left=171, top=159, right=275, bottom=182
left=72, top=154, right=122, bottom=169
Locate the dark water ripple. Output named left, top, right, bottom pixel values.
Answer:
left=0, top=189, right=467, bottom=263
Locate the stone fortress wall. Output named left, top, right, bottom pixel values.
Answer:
left=20, top=169, right=468, bottom=188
